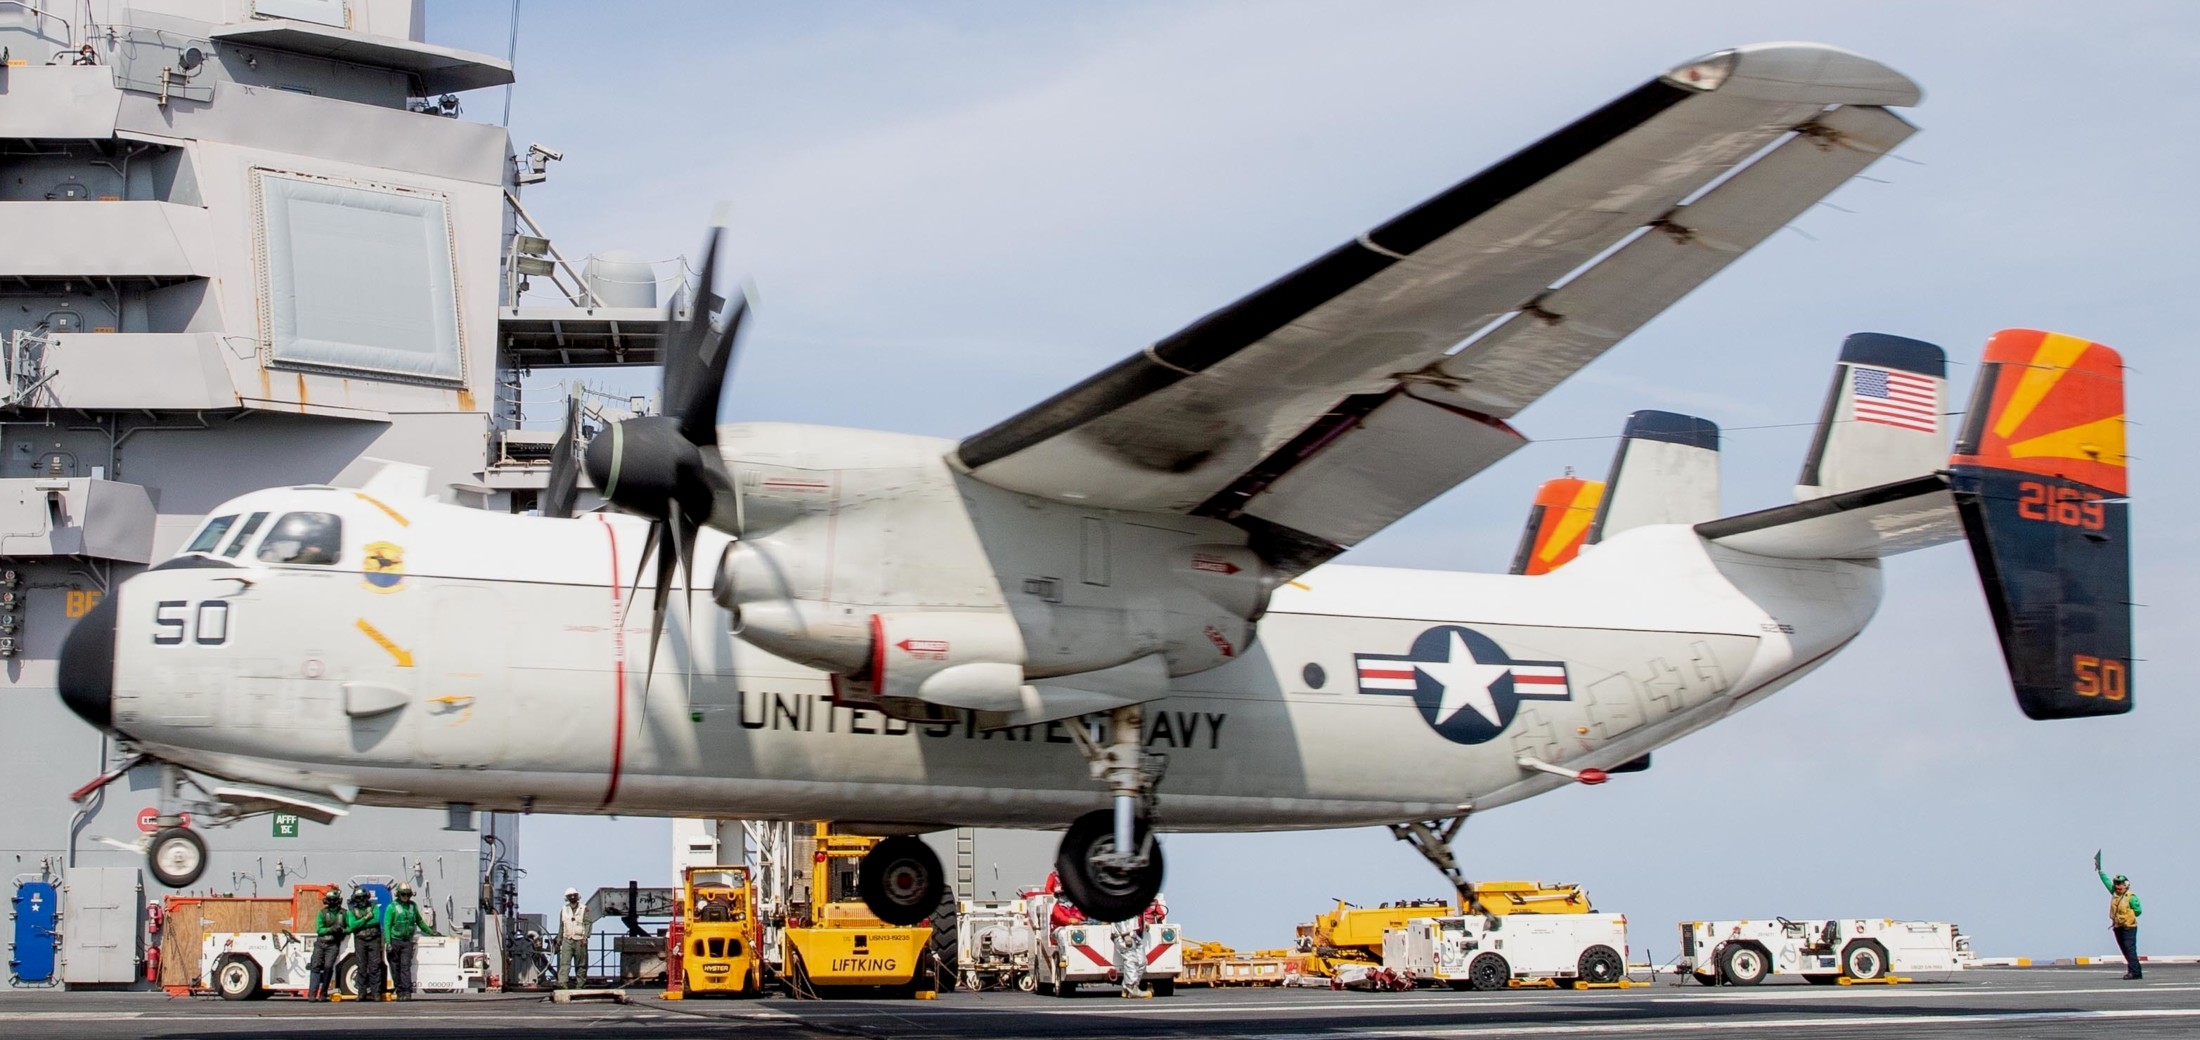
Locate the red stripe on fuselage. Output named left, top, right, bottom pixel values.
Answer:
left=595, top=516, right=628, bottom=808
left=1359, top=668, right=1416, bottom=680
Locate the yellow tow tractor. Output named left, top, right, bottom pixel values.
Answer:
left=673, top=864, right=763, bottom=997
left=778, top=825, right=939, bottom=997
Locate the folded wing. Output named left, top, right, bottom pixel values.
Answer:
left=958, top=43, right=1919, bottom=573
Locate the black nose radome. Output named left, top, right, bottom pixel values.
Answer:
left=58, top=591, right=117, bottom=732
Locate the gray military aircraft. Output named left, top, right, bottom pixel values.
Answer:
left=57, top=43, right=2131, bottom=925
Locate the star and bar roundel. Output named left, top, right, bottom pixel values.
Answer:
left=1356, top=626, right=1573, bottom=745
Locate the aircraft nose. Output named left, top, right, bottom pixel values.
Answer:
left=58, top=592, right=118, bottom=732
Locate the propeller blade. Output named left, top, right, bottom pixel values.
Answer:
left=617, top=523, right=660, bottom=631
left=674, top=291, right=748, bottom=449
left=660, top=226, right=724, bottom=429
left=637, top=505, right=683, bottom=716
left=540, top=391, right=583, bottom=519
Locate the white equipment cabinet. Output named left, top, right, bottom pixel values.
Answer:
left=1678, top=918, right=1970, bottom=985
left=956, top=899, right=1038, bottom=992
left=1384, top=914, right=1629, bottom=990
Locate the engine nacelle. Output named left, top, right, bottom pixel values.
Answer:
left=710, top=424, right=1274, bottom=711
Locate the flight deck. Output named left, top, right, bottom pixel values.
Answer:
left=1, top=968, right=2193, bottom=1040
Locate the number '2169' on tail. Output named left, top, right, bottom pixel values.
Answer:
left=1949, top=329, right=2131, bottom=720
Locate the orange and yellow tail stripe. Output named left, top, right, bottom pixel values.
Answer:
left=1517, top=477, right=1604, bottom=575
left=1952, top=328, right=2126, bottom=496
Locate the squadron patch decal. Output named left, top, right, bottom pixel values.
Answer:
left=361, top=541, right=406, bottom=592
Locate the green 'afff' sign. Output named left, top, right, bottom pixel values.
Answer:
left=273, top=813, right=300, bottom=838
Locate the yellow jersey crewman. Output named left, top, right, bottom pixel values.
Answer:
left=2098, top=851, right=2143, bottom=980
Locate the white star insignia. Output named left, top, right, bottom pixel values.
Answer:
left=1414, top=630, right=1513, bottom=727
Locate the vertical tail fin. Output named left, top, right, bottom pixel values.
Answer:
left=1796, top=333, right=1948, bottom=499
left=1509, top=477, right=1603, bottom=575
left=1590, top=410, right=1720, bottom=542
left=1949, top=329, right=2131, bottom=719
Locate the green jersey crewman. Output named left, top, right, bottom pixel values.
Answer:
left=2097, top=850, right=2143, bottom=980
left=384, top=883, right=437, bottom=1000
left=306, top=888, right=348, bottom=1002
left=346, top=888, right=389, bottom=1000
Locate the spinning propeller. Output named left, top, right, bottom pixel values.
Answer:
left=572, top=224, right=750, bottom=700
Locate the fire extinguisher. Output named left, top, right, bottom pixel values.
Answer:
left=145, top=901, right=165, bottom=983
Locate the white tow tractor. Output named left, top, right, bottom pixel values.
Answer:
left=956, top=899, right=1039, bottom=992
left=201, top=931, right=480, bottom=999
left=1678, top=918, right=1970, bottom=986
left=1384, top=914, right=1629, bottom=990
left=1024, top=892, right=1184, bottom=996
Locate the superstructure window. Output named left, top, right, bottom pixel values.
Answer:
left=220, top=512, right=270, bottom=558
left=257, top=512, right=343, bottom=566
left=184, top=515, right=239, bottom=554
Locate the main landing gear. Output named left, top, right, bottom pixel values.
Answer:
left=857, top=835, right=948, bottom=927
left=1389, top=813, right=1476, bottom=911
left=1058, top=705, right=1167, bottom=922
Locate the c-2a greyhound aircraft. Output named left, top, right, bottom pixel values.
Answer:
left=58, top=44, right=2132, bottom=926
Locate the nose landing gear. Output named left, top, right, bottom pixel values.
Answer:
left=1058, top=705, right=1167, bottom=922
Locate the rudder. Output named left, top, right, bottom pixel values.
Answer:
left=1509, top=476, right=1602, bottom=575
left=1949, top=329, right=2132, bottom=719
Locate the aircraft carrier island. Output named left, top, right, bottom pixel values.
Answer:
left=0, top=0, right=675, bottom=990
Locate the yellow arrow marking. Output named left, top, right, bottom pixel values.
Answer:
left=355, top=618, right=414, bottom=667
left=1537, top=482, right=1604, bottom=565
left=2007, top=414, right=2127, bottom=466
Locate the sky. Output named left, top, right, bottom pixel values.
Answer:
left=420, top=1, right=2199, bottom=960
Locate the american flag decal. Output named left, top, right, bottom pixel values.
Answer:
left=1851, top=366, right=1938, bottom=433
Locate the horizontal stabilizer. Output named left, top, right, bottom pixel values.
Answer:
left=1697, top=473, right=1958, bottom=559
left=1592, top=410, right=1721, bottom=543
left=1949, top=329, right=2131, bottom=720
left=1797, top=333, right=1948, bottom=499
left=1509, top=476, right=1603, bottom=575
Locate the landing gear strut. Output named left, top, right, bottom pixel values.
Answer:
left=1058, top=706, right=1166, bottom=922
left=1388, top=814, right=1476, bottom=912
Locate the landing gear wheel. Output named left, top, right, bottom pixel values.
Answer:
left=1718, top=944, right=1768, bottom=986
left=1467, top=952, right=1510, bottom=991
left=1577, top=945, right=1623, bottom=984
left=1054, top=810, right=1163, bottom=922
left=214, top=956, right=261, bottom=1001
left=857, top=835, right=945, bottom=927
left=1841, top=940, right=1888, bottom=981
left=149, top=826, right=207, bottom=888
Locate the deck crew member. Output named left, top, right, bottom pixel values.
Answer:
left=385, top=883, right=437, bottom=1000
left=556, top=887, right=593, bottom=989
left=2098, top=852, right=2144, bottom=979
left=306, top=889, right=348, bottom=1002
left=346, top=888, right=389, bottom=1000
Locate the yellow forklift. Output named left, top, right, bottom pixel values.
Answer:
left=671, top=864, right=763, bottom=997
left=777, top=825, right=940, bottom=997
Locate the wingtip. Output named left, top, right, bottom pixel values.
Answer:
left=1696, top=42, right=1923, bottom=108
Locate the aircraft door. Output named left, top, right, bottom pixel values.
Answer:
left=415, top=585, right=509, bottom=767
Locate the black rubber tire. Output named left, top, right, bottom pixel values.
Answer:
left=334, top=957, right=358, bottom=997
left=148, top=827, right=208, bottom=888
left=1804, top=974, right=1841, bottom=985
left=1842, top=939, right=1889, bottom=981
left=214, top=955, right=260, bottom=1001
left=1152, top=977, right=1176, bottom=997
left=1054, top=810, right=1163, bottom=923
left=1577, top=945, right=1624, bottom=985
left=858, top=836, right=946, bottom=927
left=1466, top=953, right=1510, bottom=991
left=927, top=899, right=959, bottom=990
left=1718, top=944, right=1769, bottom=987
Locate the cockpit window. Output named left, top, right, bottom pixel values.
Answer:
left=256, top=511, right=343, bottom=566
left=184, top=515, right=239, bottom=554
left=220, top=512, right=270, bottom=558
